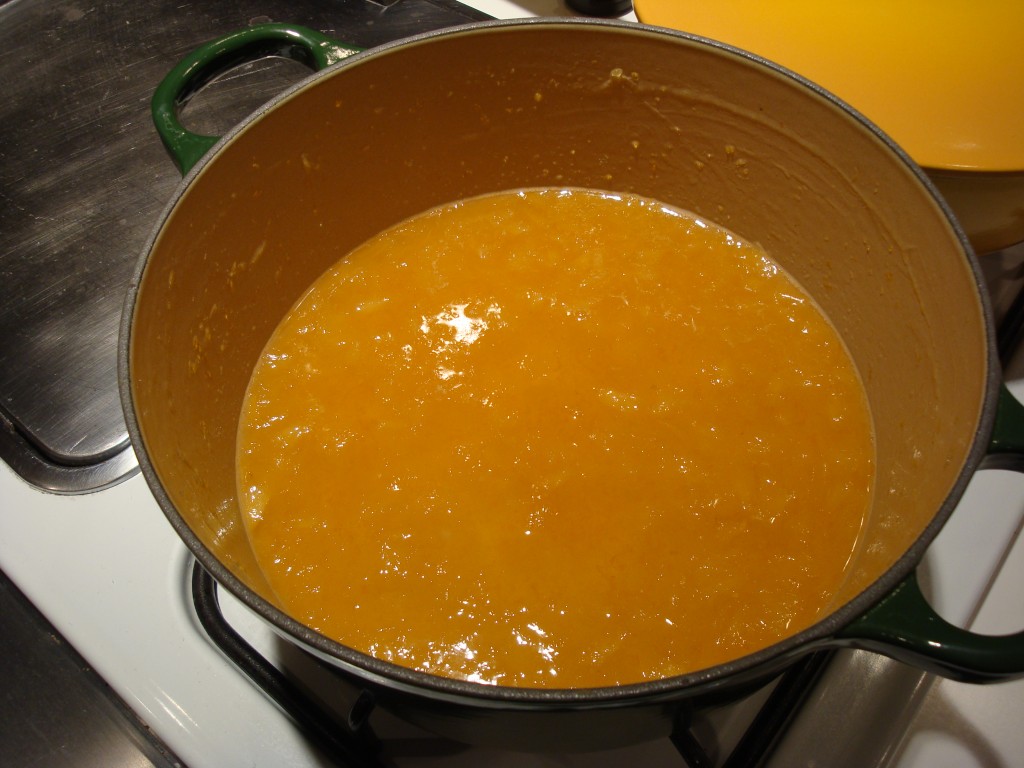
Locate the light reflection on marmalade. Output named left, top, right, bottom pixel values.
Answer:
left=236, top=188, right=875, bottom=688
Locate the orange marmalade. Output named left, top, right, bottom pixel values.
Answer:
left=237, top=188, right=875, bottom=688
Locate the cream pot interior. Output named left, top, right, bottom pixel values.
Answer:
left=125, top=21, right=991, bottom=689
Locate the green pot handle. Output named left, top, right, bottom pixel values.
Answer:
left=151, top=23, right=360, bottom=176
left=836, top=382, right=1024, bottom=682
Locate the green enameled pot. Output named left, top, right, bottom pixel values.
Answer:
left=121, top=20, right=1024, bottom=751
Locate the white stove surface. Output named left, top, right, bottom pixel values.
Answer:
left=2, top=3, right=1023, bottom=767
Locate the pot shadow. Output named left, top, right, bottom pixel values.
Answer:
left=892, top=683, right=1012, bottom=768
left=270, top=634, right=686, bottom=766
left=270, top=634, right=478, bottom=764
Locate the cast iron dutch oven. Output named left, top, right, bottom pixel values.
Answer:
left=120, top=19, right=1024, bottom=751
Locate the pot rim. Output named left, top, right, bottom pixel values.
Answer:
left=119, top=16, right=999, bottom=708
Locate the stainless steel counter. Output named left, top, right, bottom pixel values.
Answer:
left=0, top=0, right=487, bottom=493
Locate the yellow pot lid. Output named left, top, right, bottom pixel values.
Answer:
left=633, top=0, right=1024, bottom=172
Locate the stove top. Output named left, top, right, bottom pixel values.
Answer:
left=0, top=0, right=488, bottom=493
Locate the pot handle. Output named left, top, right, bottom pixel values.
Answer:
left=834, top=382, right=1024, bottom=682
left=151, top=23, right=360, bottom=175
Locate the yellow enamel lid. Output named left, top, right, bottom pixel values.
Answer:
left=633, top=0, right=1024, bottom=172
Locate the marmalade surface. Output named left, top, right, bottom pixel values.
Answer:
left=237, top=188, right=875, bottom=688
